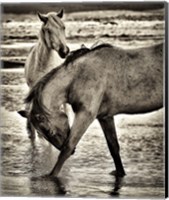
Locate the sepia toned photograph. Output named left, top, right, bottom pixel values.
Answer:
left=0, top=1, right=167, bottom=198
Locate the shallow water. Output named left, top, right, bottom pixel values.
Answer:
left=0, top=69, right=165, bottom=198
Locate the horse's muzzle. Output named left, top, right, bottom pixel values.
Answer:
left=59, top=46, right=70, bottom=58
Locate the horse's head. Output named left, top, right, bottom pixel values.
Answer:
left=18, top=105, right=70, bottom=150
left=38, top=9, right=69, bottom=58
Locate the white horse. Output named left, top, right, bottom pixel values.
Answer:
left=24, top=10, right=69, bottom=138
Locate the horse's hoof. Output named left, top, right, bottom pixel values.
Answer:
left=40, top=173, right=53, bottom=179
left=110, top=171, right=125, bottom=194
left=31, top=174, right=51, bottom=181
left=114, top=176, right=124, bottom=193
left=110, top=190, right=119, bottom=196
left=48, top=170, right=60, bottom=178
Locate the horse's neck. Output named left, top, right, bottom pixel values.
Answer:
left=25, top=37, right=64, bottom=87
left=35, top=39, right=62, bottom=72
left=35, top=39, right=48, bottom=70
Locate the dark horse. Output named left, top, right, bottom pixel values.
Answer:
left=19, top=43, right=163, bottom=192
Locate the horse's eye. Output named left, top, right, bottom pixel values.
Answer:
left=35, top=114, right=45, bottom=122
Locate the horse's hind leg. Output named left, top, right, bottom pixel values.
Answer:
left=98, top=117, right=125, bottom=177
left=99, top=117, right=125, bottom=177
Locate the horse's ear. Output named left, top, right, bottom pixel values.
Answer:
left=57, top=9, right=64, bottom=18
left=38, top=12, right=48, bottom=23
left=18, top=110, right=29, bottom=118
left=81, top=44, right=87, bottom=49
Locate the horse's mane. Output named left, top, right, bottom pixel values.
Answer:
left=25, top=43, right=112, bottom=115
left=63, top=43, right=112, bottom=66
left=91, top=43, right=112, bottom=50
left=63, top=47, right=90, bottom=66
left=25, top=65, right=63, bottom=117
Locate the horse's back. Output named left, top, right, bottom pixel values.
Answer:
left=70, top=43, right=163, bottom=116
left=98, top=44, right=163, bottom=115
left=75, top=43, right=163, bottom=76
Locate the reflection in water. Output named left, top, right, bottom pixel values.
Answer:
left=30, top=176, right=66, bottom=196
left=1, top=176, right=31, bottom=196
left=1, top=175, right=67, bottom=196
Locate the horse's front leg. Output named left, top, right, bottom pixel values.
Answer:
left=49, top=110, right=95, bottom=177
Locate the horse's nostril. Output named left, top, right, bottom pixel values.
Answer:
left=59, top=46, right=69, bottom=58
left=63, top=46, right=69, bottom=55
left=66, top=46, right=70, bottom=54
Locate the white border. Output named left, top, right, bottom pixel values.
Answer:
left=0, top=1, right=168, bottom=199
